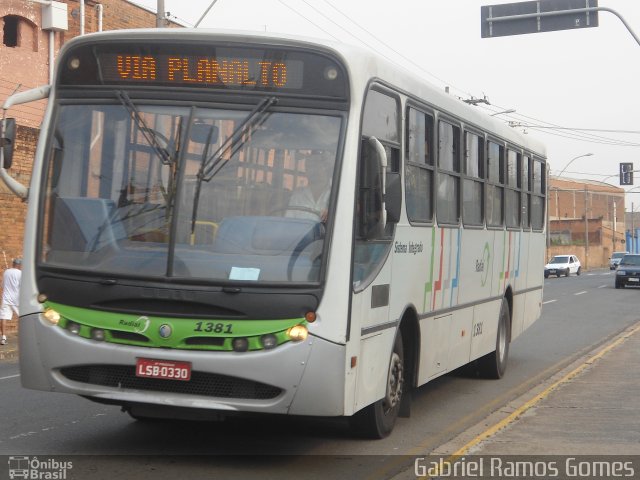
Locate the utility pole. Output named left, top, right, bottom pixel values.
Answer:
left=613, top=200, right=617, bottom=252
left=633, top=202, right=636, bottom=254
left=156, top=0, right=165, bottom=28
left=584, top=187, right=589, bottom=270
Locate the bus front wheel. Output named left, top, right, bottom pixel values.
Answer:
left=350, top=333, right=404, bottom=439
left=477, top=297, right=511, bottom=379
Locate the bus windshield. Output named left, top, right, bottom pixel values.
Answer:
left=40, top=101, right=342, bottom=284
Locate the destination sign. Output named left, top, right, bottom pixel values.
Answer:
left=58, top=41, right=348, bottom=98
left=99, top=54, right=303, bottom=89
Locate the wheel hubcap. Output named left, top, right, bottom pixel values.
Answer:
left=384, top=352, right=404, bottom=412
left=498, top=317, right=507, bottom=364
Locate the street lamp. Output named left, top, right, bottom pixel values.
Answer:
left=557, top=153, right=594, bottom=177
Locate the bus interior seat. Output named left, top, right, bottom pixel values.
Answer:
left=50, top=197, right=125, bottom=252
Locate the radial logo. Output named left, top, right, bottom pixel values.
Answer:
left=158, top=324, right=173, bottom=339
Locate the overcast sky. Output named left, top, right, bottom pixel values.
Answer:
left=129, top=0, right=640, bottom=204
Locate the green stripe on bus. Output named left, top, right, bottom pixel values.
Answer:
left=46, top=301, right=306, bottom=351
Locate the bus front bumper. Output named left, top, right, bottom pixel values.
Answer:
left=19, top=312, right=346, bottom=417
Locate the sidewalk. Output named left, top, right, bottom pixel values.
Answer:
left=431, top=321, right=640, bottom=458
left=0, top=331, right=18, bottom=361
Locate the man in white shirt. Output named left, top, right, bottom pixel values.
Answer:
left=286, top=151, right=333, bottom=222
left=1, top=258, right=22, bottom=345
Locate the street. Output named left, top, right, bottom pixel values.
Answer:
left=1, top=269, right=638, bottom=479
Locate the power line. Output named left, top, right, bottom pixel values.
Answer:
left=514, top=126, right=640, bottom=134
left=277, top=0, right=341, bottom=41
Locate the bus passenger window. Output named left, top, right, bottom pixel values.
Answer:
left=405, top=108, right=434, bottom=223
left=437, top=121, right=460, bottom=225
left=462, top=131, right=484, bottom=226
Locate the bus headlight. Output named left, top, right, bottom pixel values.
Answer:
left=42, top=308, right=61, bottom=325
left=287, top=325, right=308, bottom=342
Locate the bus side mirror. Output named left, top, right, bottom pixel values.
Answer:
left=385, top=172, right=401, bottom=223
left=358, top=136, right=386, bottom=240
left=0, top=118, right=16, bottom=169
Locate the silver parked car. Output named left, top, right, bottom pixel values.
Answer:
left=609, top=251, right=628, bottom=270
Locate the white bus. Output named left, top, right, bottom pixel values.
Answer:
left=0, top=29, right=546, bottom=438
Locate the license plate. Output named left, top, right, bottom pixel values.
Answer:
left=135, top=358, right=191, bottom=381
left=549, top=270, right=556, bottom=274
left=629, top=278, right=639, bottom=282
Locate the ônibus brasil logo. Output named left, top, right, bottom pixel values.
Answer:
left=7, top=456, right=73, bottom=479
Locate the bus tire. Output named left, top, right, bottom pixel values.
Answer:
left=350, top=333, right=404, bottom=439
left=477, top=297, right=510, bottom=379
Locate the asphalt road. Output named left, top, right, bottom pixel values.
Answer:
left=1, top=268, right=637, bottom=479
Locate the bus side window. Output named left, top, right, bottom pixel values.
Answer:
left=405, top=107, right=434, bottom=224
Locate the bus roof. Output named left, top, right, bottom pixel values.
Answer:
left=58, top=28, right=546, bottom=158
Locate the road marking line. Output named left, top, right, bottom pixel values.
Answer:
left=598, top=285, right=607, bottom=289
left=0, top=374, right=19, bottom=381
left=418, top=323, right=640, bottom=479
left=575, top=291, right=587, bottom=296
left=542, top=299, right=557, bottom=304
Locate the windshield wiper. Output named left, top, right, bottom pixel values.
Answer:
left=199, top=96, right=277, bottom=181
left=189, top=96, right=278, bottom=236
left=116, top=90, right=173, bottom=166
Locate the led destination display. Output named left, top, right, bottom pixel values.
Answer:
left=101, top=54, right=302, bottom=89
left=59, top=41, right=349, bottom=99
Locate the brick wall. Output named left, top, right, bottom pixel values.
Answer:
left=1, top=125, right=38, bottom=332
left=1, top=1, right=180, bottom=128
left=0, top=124, right=38, bottom=263
left=1, top=0, right=181, bottom=262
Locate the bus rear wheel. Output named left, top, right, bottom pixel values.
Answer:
left=350, top=333, right=404, bottom=439
left=477, top=297, right=510, bottom=379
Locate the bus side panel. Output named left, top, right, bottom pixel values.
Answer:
left=458, top=228, right=496, bottom=307
left=353, top=330, right=395, bottom=412
left=491, top=229, right=508, bottom=299
left=350, top=268, right=397, bottom=413
left=351, top=228, right=396, bottom=412
left=470, top=300, right=501, bottom=361
left=288, top=338, right=347, bottom=416
left=510, top=231, right=528, bottom=339
left=417, top=314, right=449, bottom=383
left=523, top=233, right=545, bottom=333
left=447, top=308, right=473, bottom=372
left=388, top=225, right=432, bottom=315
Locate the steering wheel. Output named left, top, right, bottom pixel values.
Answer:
left=269, top=205, right=323, bottom=220
left=286, top=222, right=326, bottom=281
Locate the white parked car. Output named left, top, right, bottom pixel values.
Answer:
left=544, top=255, right=582, bottom=278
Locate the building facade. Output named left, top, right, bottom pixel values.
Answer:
left=1, top=0, right=180, bottom=267
left=548, top=176, right=627, bottom=268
